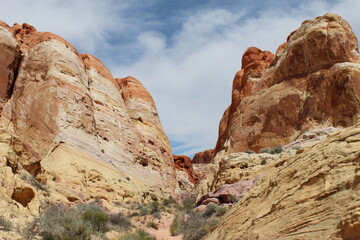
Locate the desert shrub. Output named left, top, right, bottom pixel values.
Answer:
left=0, top=216, right=12, bottom=231
left=215, top=206, right=227, bottom=217
left=261, top=159, right=267, bottom=165
left=161, top=196, right=177, bottom=207
left=119, top=229, right=155, bottom=240
left=79, top=203, right=109, bottom=232
left=148, top=201, right=159, bottom=214
left=23, top=203, right=111, bottom=240
left=152, top=211, right=161, bottom=219
left=259, top=147, right=271, bottom=154
left=109, top=212, right=131, bottom=230
left=139, top=206, right=148, bottom=216
left=20, top=173, right=49, bottom=192
left=25, top=205, right=92, bottom=240
left=146, top=221, right=159, bottom=230
left=181, top=194, right=197, bottom=212
left=203, top=202, right=218, bottom=218
left=170, top=211, right=185, bottom=236
left=270, top=146, right=282, bottom=154
left=183, top=212, right=207, bottom=240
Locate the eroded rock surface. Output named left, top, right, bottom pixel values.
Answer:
left=207, top=124, right=360, bottom=240
left=215, top=13, right=360, bottom=154
left=0, top=21, right=179, bottom=227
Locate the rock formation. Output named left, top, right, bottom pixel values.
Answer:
left=192, top=149, right=213, bottom=164
left=203, top=13, right=360, bottom=240
left=214, top=13, right=360, bottom=154
left=207, top=123, right=360, bottom=240
left=0, top=21, right=180, bottom=224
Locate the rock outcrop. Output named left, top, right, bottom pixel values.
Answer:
left=204, top=13, right=360, bottom=240
left=214, top=13, right=360, bottom=154
left=0, top=21, right=179, bottom=224
left=207, top=123, right=360, bottom=240
left=192, top=149, right=213, bottom=164
left=173, top=155, right=199, bottom=185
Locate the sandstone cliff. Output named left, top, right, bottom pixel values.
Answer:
left=215, top=13, right=360, bottom=154
left=0, top=21, right=179, bottom=224
left=203, top=13, right=360, bottom=240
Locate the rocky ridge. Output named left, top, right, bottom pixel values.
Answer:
left=215, top=13, right=360, bottom=155
left=0, top=21, right=187, bottom=227
left=202, top=13, right=360, bottom=240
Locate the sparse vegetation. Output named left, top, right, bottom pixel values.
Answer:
left=203, top=202, right=217, bottom=218
left=215, top=205, right=227, bottom=217
left=245, top=149, right=255, bottom=154
left=261, top=159, right=267, bottom=165
left=146, top=221, right=159, bottom=230
left=20, top=173, right=49, bottom=192
left=0, top=216, right=12, bottom=231
left=23, top=203, right=132, bottom=239
left=109, top=212, right=132, bottom=230
left=259, top=146, right=282, bottom=154
left=119, top=229, right=155, bottom=240
left=170, top=196, right=229, bottom=239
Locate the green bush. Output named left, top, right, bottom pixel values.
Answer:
left=203, top=202, right=218, bottom=218
left=215, top=206, right=227, bottom=217
left=152, top=211, right=161, bottom=219
left=79, top=203, right=109, bottom=232
left=183, top=212, right=207, bottom=240
left=270, top=146, right=282, bottom=154
left=109, top=212, right=131, bottom=230
left=0, top=216, right=12, bottom=231
left=170, top=211, right=185, bottom=236
left=181, top=194, right=197, bottom=212
left=23, top=203, right=111, bottom=240
left=119, top=229, right=155, bottom=240
left=148, top=201, right=159, bottom=214
left=259, top=147, right=271, bottom=154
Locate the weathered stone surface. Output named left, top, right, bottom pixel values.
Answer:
left=192, top=149, right=213, bottom=164
left=0, top=21, right=180, bottom=230
left=215, top=13, right=360, bottom=154
left=173, top=155, right=199, bottom=184
left=206, top=124, right=360, bottom=240
left=198, top=177, right=262, bottom=205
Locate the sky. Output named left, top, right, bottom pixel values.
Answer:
left=1, top=0, right=359, bottom=156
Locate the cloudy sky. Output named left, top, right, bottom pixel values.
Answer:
left=1, top=0, right=359, bottom=156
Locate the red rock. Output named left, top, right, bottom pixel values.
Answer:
left=173, top=155, right=199, bottom=184
left=214, top=13, right=360, bottom=154
left=192, top=149, right=214, bottom=164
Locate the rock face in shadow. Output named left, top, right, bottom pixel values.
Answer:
left=214, top=13, right=360, bottom=155
left=0, top=21, right=180, bottom=222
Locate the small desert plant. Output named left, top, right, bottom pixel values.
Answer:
left=270, top=146, right=282, bottom=154
left=109, top=212, right=131, bottom=230
left=119, top=229, right=155, bottom=240
left=146, top=221, right=159, bottom=230
left=148, top=201, right=160, bottom=214
left=170, top=211, right=185, bottom=236
left=259, top=147, right=271, bottom=154
left=23, top=203, right=111, bottom=239
left=161, top=196, right=177, bottom=207
left=261, top=159, right=267, bottom=165
left=20, top=173, right=49, bottom=192
left=181, top=194, right=197, bottom=212
left=0, top=216, right=12, bottom=231
left=152, top=211, right=161, bottom=219
left=215, top=206, right=227, bottom=217
left=183, top=212, right=207, bottom=240
left=203, top=202, right=218, bottom=218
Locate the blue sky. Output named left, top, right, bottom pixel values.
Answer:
left=1, top=0, right=359, bottom=156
